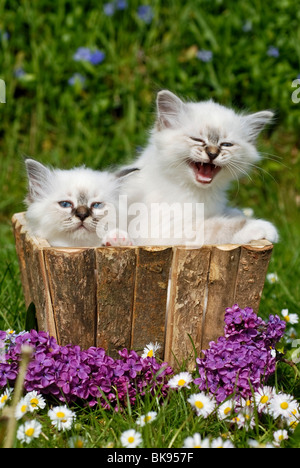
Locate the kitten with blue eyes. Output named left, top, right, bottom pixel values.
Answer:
left=24, top=159, right=132, bottom=247
left=121, top=90, right=278, bottom=245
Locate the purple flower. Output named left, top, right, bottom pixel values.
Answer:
left=196, top=49, right=213, bottom=63
left=137, top=5, right=154, bottom=24
left=267, top=46, right=280, bottom=58
left=0, top=330, right=173, bottom=409
left=194, top=305, right=286, bottom=403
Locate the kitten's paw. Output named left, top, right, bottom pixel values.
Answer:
left=232, top=219, right=279, bottom=244
left=102, top=229, right=133, bottom=247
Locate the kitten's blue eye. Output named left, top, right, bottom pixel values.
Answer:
left=91, top=202, right=104, bottom=209
left=59, top=201, right=73, bottom=208
left=220, top=142, right=234, bottom=147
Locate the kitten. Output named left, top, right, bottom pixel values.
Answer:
left=24, top=159, right=132, bottom=247
left=121, top=90, right=278, bottom=245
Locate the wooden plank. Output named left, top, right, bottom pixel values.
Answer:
left=131, top=247, right=173, bottom=358
left=44, top=247, right=96, bottom=348
left=164, top=247, right=211, bottom=370
left=202, top=245, right=241, bottom=350
left=95, top=247, right=136, bottom=358
left=234, top=242, right=273, bottom=313
left=12, top=213, right=57, bottom=338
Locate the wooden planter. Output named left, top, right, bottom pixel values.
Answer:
left=12, top=212, right=273, bottom=369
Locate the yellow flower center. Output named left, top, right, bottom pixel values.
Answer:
left=25, top=428, right=35, bottom=437
left=21, top=405, right=27, bottom=413
left=145, top=415, right=152, bottom=422
left=278, top=435, right=284, bottom=441
left=194, top=445, right=201, bottom=448
left=195, top=401, right=204, bottom=409
left=30, top=398, right=39, bottom=407
left=284, top=315, right=290, bottom=322
left=177, top=379, right=186, bottom=386
left=128, top=436, right=135, bottom=443
left=56, top=411, right=66, bottom=419
left=75, top=440, right=84, bottom=448
left=280, top=402, right=289, bottom=410
left=147, top=349, right=153, bottom=357
left=260, top=395, right=269, bottom=404
left=224, top=407, right=231, bottom=415
left=1, top=395, right=8, bottom=403
left=290, top=421, right=298, bottom=429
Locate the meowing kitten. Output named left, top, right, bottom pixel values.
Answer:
left=121, top=90, right=278, bottom=245
left=24, top=159, right=132, bottom=247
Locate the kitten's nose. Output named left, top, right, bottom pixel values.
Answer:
left=206, top=145, right=220, bottom=161
left=75, top=206, right=90, bottom=221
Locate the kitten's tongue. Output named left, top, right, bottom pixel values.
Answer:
left=192, top=162, right=221, bottom=184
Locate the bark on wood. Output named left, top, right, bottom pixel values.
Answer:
left=201, top=245, right=241, bottom=350
left=95, top=247, right=136, bottom=358
left=164, top=247, right=211, bottom=370
left=43, top=247, right=96, bottom=348
left=12, top=213, right=274, bottom=367
left=12, top=214, right=57, bottom=338
left=131, top=247, right=173, bottom=358
left=234, top=242, right=273, bottom=312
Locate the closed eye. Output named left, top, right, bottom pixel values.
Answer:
left=58, top=201, right=73, bottom=208
left=190, top=137, right=205, bottom=145
left=91, top=202, right=104, bottom=209
left=220, top=142, right=234, bottom=147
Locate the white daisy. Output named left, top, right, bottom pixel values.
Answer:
left=48, top=405, right=76, bottom=431
left=183, top=433, right=210, bottom=448
left=25, top=391, right=46, bottom=412
left=281, top=309, right=299, bottom=325
left=269, top=392, right=299, bottom=420
left=16, top=420, right=42, bottom=444
left=142, top=342, right=161, bottom=359
left=0, top=388, right=12, bottom=409
left=15, top=397, right=29, bottom=420
left=136, top=411, right=158, bottom=426
left=167, top=372, right=193, bottom=389
left=254, top=386, right=275, bottom=412
left=120, top=429, right=142, bottom=448
left=68, top=435, right=88, bottom=448
left=210, top=436, right=235, bottom=448
left=247, top=439, right=275, bottom=448
left=217, top=399, right=236, bottom=420
left=231, top=412, right=255, bottom=431
left=266, top=273, right=278, bottom=284
left=242, top=207, right=254, bottom=218
left=273, top=429, right=288, bottom=446
left=187, top=392, right=215, bottom=418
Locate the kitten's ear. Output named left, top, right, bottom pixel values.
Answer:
left=25, top=158, right=52, bottom=201
left=243, top=110, right=274, bottom=142
left=156, top=90, right=186, bottom=130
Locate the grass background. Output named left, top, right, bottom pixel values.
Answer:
left=0, top=0, right=300, bottom=447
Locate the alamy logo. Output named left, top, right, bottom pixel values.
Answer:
left=0, top=79, right=5, bottom=103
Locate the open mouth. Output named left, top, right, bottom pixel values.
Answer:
left=188, top=160, right=222, bottom=184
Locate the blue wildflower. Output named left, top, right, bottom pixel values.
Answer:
left=267, top=46, right=280, bottom=58
left=137, top=5, right=154, bottom=24
left=89, top=50, right=106, bottom=65
left=103, top=3, right=115, bottom=16
left=116, top=0, right=127, bottom=10
left=68, top=73, right=86, bottom=87
left=73, top=47, right=92, bottom=62
left=196, top=49, right=213, bottom=63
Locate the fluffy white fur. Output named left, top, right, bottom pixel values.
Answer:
left=25, top=159, right=130, bottom=247
left=121, top=90, right=278, bottom=245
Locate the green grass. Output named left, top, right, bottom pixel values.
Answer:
left=0, top=0, right=300, bottom=448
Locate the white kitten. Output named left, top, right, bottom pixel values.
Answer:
left=24, top=159, right=132, bottom=247
left=121, top=90, right=278, bottom=245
